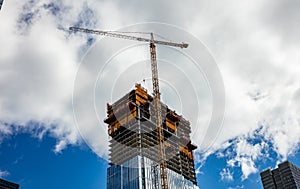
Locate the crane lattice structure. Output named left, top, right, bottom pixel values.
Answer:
left=69, top=26, right=188, bottom=189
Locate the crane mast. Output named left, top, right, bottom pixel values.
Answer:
left=69, top=27, right=188, bottom=189
left=150, top=33, right=168, bottom=189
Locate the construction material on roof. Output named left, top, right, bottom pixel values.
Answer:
left=104, top=84, right=198, bottom=185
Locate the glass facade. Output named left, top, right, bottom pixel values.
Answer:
left=107, top=156, right=199, bottom=189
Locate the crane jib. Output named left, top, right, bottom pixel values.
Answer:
left=69, top=27, right=188, bottom=48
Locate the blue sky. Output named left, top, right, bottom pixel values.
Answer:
left=2, top=130, right=300, bottom=189
left=0, top=132, right=107, bottom=189
left=1, top=0, right=300, bottom=189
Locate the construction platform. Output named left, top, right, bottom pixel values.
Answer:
left=104, top=84, right=198, bottom=185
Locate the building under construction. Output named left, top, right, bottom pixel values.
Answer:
left=104, top=84, right=199, bottom=189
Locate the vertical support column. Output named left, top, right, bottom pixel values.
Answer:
left=151, top=162, right=159, bottom=189
left=138, top=106, right=142, bottom=155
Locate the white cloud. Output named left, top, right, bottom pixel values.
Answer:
left=0, top=123, right=12, bottom=136
left=187, top=0, right=300, bottom=179
left=0, top=170, right=10, bottom=178
left=227, top=186, right=244, bottom=189
left=0, top=0, right=141, bottom=155
left=54, top=140, right=67, bottom=153
left=220, top=168, right=234, bottom=182
left=0, top=0, right=87, bottom=151
left=224, top=137, right=267, bottom=180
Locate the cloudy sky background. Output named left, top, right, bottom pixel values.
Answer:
left=0, top=0, right=300, bottom=188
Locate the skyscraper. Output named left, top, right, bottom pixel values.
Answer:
left=104, top=84, right=199, bottom=189
left=260, top=160, right=300, bottom=189
left=0, top=178, right=19, bottom=189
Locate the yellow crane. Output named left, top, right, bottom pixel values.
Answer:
left=69, top=26, right=188, bottom=189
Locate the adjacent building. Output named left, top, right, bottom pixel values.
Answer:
left=0, top=178, right=19, bottom=189
left=104, top=84, right=199, bottom=189
left=260, top=161, right=300, bottom=189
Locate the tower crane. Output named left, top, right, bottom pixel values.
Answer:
left=69, top=26, right=188, bottom=189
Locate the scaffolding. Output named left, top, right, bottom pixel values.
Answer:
left=104, top=84, right=198, bottom=185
